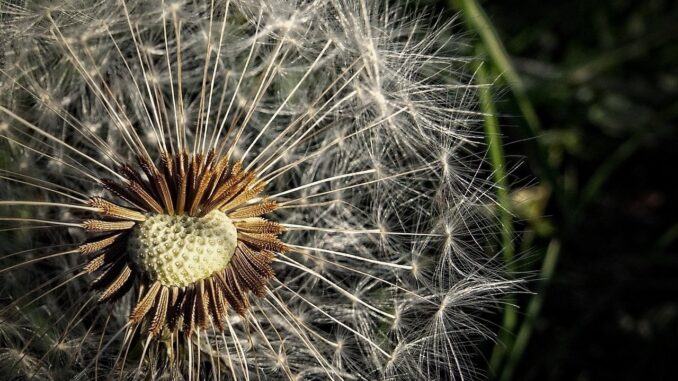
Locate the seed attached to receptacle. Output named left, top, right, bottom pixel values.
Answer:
left=79, top=152, right=285, bottom=335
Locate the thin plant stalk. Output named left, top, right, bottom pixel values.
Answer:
left=476, top=61, right=517, bottom=376
left=500, top=239, right=561, bottom=381
left=450, top=0, right=562, bottom=207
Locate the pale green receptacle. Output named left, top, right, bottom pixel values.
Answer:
left=128, top=211, right=238, bottom=287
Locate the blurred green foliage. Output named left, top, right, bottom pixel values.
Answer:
left=442, top=0, right=677, bottom=379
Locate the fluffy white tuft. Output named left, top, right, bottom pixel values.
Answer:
left=0, top=0, right=514, bottom=380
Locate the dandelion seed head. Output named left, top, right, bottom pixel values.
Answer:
left=0, top=0, right=517, bottom=379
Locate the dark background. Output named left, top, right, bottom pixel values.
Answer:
left=436, top=0, right=677, bottom=380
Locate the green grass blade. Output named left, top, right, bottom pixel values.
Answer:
left=500, top=239, right=561, bottom=381
left=476, top=61, right=517, bottom=376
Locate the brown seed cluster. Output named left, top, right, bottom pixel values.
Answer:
left=78, top=151, right=287, bottom=336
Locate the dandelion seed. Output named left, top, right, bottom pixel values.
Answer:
left=0, top=1, right=515, bottom=380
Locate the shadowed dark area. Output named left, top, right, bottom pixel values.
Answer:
left=438, top=0, right=678, bottom=379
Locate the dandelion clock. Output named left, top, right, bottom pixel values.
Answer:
left=0, top=1, right=514, bottom=380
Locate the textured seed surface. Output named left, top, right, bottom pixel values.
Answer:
left=128, top=211, right=238, bottom=287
